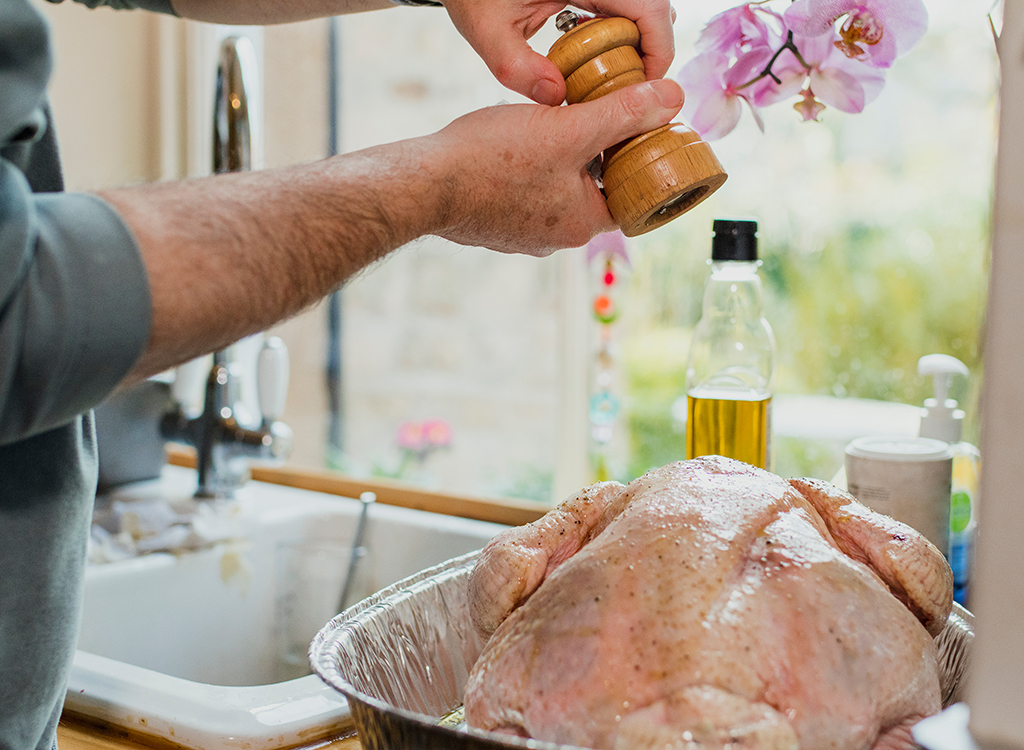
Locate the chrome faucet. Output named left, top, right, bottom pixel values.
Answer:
left=161, top=36, right=292, bottom=498
left=213, top=34, right=257, bottom=174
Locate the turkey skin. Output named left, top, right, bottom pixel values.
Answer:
left=464, top=456, right=953, bottom=750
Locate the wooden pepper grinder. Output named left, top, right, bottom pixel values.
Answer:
left=547, top=11, right=727, bottom=237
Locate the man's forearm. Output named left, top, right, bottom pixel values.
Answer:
left=103, top=81, right=683, bottom=385
left=169, top=0, right=398, bottom=25
left=103, top=139, right=442, bottom=382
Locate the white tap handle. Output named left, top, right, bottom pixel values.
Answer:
left=172, top=356, right=212, bottom=413
left=258, top=337, right=289, bottom=422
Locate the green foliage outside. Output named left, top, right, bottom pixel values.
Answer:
left=616, top=212, right=990, bottom=482
left=602, top=7, right=997, bottom=483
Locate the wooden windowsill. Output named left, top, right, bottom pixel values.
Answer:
left=165, top=445, right=548, bottom=527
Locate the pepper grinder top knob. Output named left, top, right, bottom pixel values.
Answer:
left=555, top=9, right=580, bottom=32
left=547, top=16, right=645, bottom=105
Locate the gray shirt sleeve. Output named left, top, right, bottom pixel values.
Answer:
left=47, top=0, right=178, bottom=15
left=1, top=0, right=153, bottom=445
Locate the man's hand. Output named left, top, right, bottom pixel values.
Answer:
left=170, top=0, right=673, bottom=106
left=442, top=0, right=676, bottom=106
left=413, top=78, right=684, bottom=255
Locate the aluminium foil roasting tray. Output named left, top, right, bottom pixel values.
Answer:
left=310, top=551, right=975, bottom=750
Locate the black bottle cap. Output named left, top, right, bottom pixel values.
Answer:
left=711, top=219, right=758, bottom=261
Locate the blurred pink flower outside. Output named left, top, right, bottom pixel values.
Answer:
left=396, top=418, right=452, bottom=453
left=586, top=230, right=631, bottom=268
left=390, top=418, right=453, bottom=481
left=423, top=419, right=453, bottom=448
left=395, top=420, right=424, bottom=451
left=677, top=0, right=927, bottom=140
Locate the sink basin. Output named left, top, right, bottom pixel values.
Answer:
left=66, top=466, right=507, bottom=749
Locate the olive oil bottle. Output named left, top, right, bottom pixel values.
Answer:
left=685, top=220, right=776, bottom=469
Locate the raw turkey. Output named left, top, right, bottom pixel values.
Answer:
left=464, top=456, right=953, bottom=750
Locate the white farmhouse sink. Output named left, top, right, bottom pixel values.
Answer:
left=67, top=466, right=506, bottom=749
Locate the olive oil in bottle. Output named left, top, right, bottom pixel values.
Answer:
left=684, top=220, right=776, bottom=469
left=686, top=389, right=771, bottom=468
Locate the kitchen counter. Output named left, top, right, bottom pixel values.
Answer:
left=57, top=719, right=362, bottom=750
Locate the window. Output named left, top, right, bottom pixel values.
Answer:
left=325, top=10, right=573, bottom=501
left=40, top=0, right=996, bottom=503
left=322, top=0, right=996, bottom=497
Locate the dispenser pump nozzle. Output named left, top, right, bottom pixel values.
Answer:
left=918, top=354, right=968, bottom=443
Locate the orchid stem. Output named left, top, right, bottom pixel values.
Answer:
left=736, top=30, right=812, bottom=91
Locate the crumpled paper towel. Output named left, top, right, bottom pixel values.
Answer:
left=88, top=497, right=243, bottom=563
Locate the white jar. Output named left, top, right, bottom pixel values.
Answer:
left=845, top=436, right=954, bottom=556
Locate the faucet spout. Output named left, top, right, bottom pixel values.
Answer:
left=160, top=37, right=290, bottom=499
left=214, top=35, right=259, bottom=175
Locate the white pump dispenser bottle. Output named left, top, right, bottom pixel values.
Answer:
left=918, top=354, right=968, bottom=443
left=917, top=353, right=979, bottom=605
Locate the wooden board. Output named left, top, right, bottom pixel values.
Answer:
left=57, top=718, right=363, bottom=750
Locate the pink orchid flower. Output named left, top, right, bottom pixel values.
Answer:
left=697, top=3, right=783, bottom=56
left=751, top=31, right=886, bottom=116
left=793, top=89, right=827, bottom=121
left=805, top=35, right=887, bottom=114
left=679, top=47, right=769, bottom=141
left=677, top=0, right=923, bottom=137
left=784, top=0, right=928, bottom=69
left=742, top=41, right=807, bottom=109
